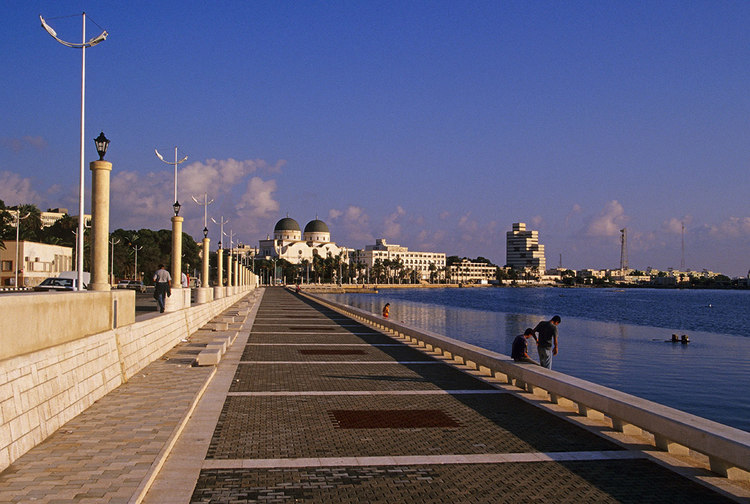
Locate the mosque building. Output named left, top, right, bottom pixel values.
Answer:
left=257, top=216, right=349, bottom=264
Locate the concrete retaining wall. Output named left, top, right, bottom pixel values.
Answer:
left=306, top=291, right=750, bottom=482
left=0, top=291, right=135, bottom=361
left=0, top=287, right=253, bottom=472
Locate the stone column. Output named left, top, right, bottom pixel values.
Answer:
left=89, top=160, right=112, bottom=291
left=171, top=216, right=183, bottom=290
left=196, top=237, right=212, bottom=304
left=214, top=245, right=224, bottom=299
left=202, top=237, right=210, bottom=286
left=234, top=257, right=239, bottom=287
left=217, top=246, right=223, bottom=286
left=226, top=251, right=232, bottom=292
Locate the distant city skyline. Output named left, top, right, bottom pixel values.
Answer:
left=2, top=2, right=749, bottom=276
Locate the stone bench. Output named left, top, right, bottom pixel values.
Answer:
left=203, top=321, right=229, bottom=331
left=196, top=347, right=222, bottom=366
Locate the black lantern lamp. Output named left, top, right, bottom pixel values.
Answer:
left=94, top=131, right=110, bottom=160
left=203, top=226, right=208, bottom=238
left=218, top=241, right=222, bottom=249
left=173, top=201, right=181, bottom=216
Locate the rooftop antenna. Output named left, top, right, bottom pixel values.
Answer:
left=619, top=228, right=628, bottom=272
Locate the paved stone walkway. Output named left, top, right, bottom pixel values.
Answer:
left=1, top=288, right=747, bottom=503
left=0, top=293, right=260, bottom=504
left=149, top=288, right=747, bottom=503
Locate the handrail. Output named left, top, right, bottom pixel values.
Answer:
left=303, top=291, right=750, bottom=481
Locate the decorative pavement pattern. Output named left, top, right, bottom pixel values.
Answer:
left=0, top=288, right=746, bottom=503
left=169, top=288, right=744, bottom=503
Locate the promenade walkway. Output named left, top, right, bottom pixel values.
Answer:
left=0, top=288, right=746, bottom=503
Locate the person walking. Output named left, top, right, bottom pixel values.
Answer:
left=382, top=303, right=390, bottom=319
left=511, top=328, right=539, bottom=365
left=533, top=315, right=561, bottom=369
left=153, top=264, right=172, bottom=313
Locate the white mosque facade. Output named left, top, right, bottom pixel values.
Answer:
left=258, top=217, right=350, bottom=264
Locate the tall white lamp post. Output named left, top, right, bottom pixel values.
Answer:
left=132, top=244, right=143, bottom=281
left=14, top=211, right=30, bottom=289
left=109, top=236, right=120, bottom=285
left=155, top=147, right=188, bottom=293
left=40, top=13, right=107, bottom=291
left=155, top=147, right=188, bottom=210
left=211, top=216, right=229, bottom=291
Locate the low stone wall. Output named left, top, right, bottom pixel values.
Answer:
left=0, top=290, right=135, bottom=361
left=0, top=287, right=254, bottom=472
left=305, top=291, right=750, bottom=482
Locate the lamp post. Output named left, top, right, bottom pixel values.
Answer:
left=226, top=229, right=234, bottom=290
left=132, top=244, right=142, bottom=281
left=13, top=211, right=30, bottom=289
left=40, top=13, right=108, bottom=291
left=191, top=193, right=213, bottom=288
left=170, top=201, right=183, bottom=290
left=109, top=236, right=120, bottom=286
left=155, top=147, right=188, bottom=210
left=212, top=216, right=229, bottom=290
left=89, top=131, right=112, bottom=291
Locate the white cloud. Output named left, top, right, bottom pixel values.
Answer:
left=328, top=209, right=343, bottom=220
left=1, top=136, right=47, bottom=153
left=109, top=158, right=283, bottom=232
left=383, top=206, right=406, bottom=239
left=329, top=205, right=374, bottom=245
left=708, top=216, right=750, bottom=238
left=0, top=171, right=42, bottom=206
left=585, top=200, right=628, bottom=237
left=662, top=216, right=693, bottom=234
left=564, top=204, right=582, bottom=228
left=110, top=170, right=170, bottom=228
left=235, top=177, right=279, bottom=218
left=179, top=158, right=284, bottom=199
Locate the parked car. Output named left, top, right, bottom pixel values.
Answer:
left=33, top=277, right=76, bottom=291
left=117, top=280, right=146, bottom=293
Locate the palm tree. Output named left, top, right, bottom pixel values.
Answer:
left=0, top=200, right=12, bottom=249
left=372, top=259, right=384, bottom=284
left=15, top=204, right=43, bottom=242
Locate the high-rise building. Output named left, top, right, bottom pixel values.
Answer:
left=506, top=222, right=546, bottom=272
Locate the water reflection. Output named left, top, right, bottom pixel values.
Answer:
left=324, top=292, right=750, bottom=432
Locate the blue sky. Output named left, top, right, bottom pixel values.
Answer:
left=2, top=1, right=749, bottom=276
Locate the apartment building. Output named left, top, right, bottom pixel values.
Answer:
left=506, top=222, right=546, bottom=272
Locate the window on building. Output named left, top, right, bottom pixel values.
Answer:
left=1, top=261, right=11, bottom=272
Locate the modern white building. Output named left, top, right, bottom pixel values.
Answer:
left=351, top=239, right=446, bottom=282
left=6, top=208, right=91, bottom=228
left=506, top=222, right=546, bottom=272
left=448, top=259, right=497, bottom=284
left=0, top=241, right=73, bottom=287
left=258, top=217, right=349, bottom=265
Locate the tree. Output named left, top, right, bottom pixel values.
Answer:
left=13, top=204, right=43, bottom=242
left=0, top=200, right=12, bottom=249
left=446, top=256, right=461, bottom=268
left=428, top=263, right=437, bottom=283
left=44, top=214, right=74, bottom=246
left=372, top=259, right=385, bottom=283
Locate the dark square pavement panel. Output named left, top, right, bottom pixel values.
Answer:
left=207, top=394, right=621, bottom=459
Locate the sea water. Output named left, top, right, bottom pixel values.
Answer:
left=322, top=287, right=750, bottom=432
